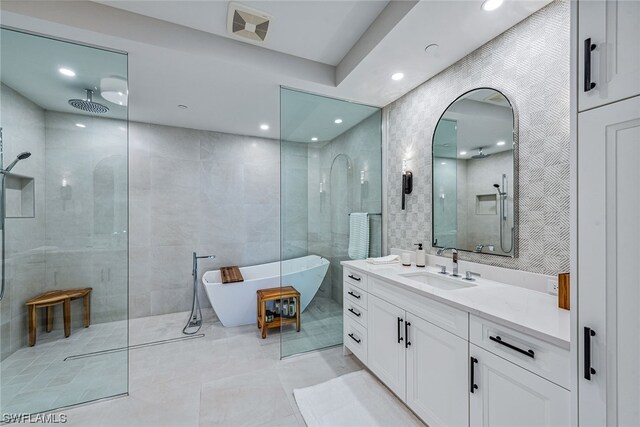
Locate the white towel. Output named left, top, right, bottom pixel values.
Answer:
left=366, top=255, right=400, bottom=265
left=348, top=213, right=370, bottom=260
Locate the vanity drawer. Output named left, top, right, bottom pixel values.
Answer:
left=344, top=317, right=367, bottom=364
left=344, top=301, right=368, bottom=328
left=470, top=315, right=570, bottom=389
left=369, top=276, right=468, bottom=340
left=344, top=268, right=367, bottom=291
left=344, top=283, right=368, bottom=310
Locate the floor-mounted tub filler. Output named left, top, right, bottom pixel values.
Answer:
left=184, top=252, right=215, bottom=335
left=203, top=255, right=329, bottom=327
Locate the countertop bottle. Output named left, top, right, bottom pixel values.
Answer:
left=415, top=243, right=426, bottom=268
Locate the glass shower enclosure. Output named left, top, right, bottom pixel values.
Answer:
left=0, top=29, right=128, bottom=415
left=280, top=88, right=382, bottom=357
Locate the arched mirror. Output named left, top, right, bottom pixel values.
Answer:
left=432, top=88, right=516, bottom=257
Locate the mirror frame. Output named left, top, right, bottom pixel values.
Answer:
left=431, top=87, right=519, bottom=258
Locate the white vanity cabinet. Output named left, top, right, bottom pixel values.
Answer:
left=342, top=268, right=570, bottom=427
left=367, top=294, right=407, bottom=400
left=367, top=293, right=469, bottom=427
left=469, top=316, right=570, bottom=427
left=470, top=345, right=570, bottom=427
left=406, top=312, right=469, bottom=427
left=578, top=0, right=640, bottom=111
left=343, top=267, right=369, bottom=364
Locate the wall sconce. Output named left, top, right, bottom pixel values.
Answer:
left=360, top=170, right=369, bottom=201
left=402, top=159, right=413, bottom=210
left=60, top=178, right=72, bottom=211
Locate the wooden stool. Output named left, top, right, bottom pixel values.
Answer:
left=256, top=286, right=300, bottom=339
left=25, top=288, right=92, bottom=346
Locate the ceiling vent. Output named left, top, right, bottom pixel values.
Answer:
left=227, top=2, right=271, bottom=44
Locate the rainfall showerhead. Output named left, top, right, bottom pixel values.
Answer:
left=471, top=147, right=491, bottom=159
left=68, top=89, right=109, bottom=114
left=4, top=151, right=31, bottom=172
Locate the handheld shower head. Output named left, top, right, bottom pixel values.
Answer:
left=4, top=151, right=32, bottom=172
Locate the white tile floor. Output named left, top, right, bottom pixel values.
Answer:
left=56, top=311, right=363, bottom=427
left=2, top=298, right=360, bottom=426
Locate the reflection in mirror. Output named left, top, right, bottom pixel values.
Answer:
left=432, top=88, right=516, bottom=257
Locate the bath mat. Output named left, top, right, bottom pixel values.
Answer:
left=220, top=266, right=243, bottom=283
left=294, top=370, right=424, bottom=427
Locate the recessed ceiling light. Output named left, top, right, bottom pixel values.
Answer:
left=311, top=137, right=318, bottom=142
left=59, top=67, right=76, bottom=77
left=391, top=72, right=404, bottom=81
left=424, top=43, right=439, bottom=53
left=260, top=124, right=269, bottom=130
left=75, top=123, right=86, bottom=128
left=459, top=151, right=467, bottom=155
left=496, top=141, right=506, bottom=146
left=178, top=104, right=188, bottom=109
left=441, top=162, right=447, bottom=165
left=334, top=119, right=343, bottom=124
left=481, top=0, right=504, bottom=12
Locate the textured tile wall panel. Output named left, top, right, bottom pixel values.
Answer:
left=385, top=0, right=569, bottom=275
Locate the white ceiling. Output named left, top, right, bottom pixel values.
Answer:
left=96, top=1, right=390, bottom=66
left=1, top=28, right=128, bottom=121
left=0, top=0, right=552, bottom=142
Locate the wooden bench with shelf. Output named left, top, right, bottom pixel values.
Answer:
left=256, top=286, right=300, bottom=339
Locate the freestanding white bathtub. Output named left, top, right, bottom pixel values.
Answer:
left=202, top=255, right=329, bottom=327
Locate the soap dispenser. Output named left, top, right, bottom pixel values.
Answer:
left=415, top=243, right=426, bottom=268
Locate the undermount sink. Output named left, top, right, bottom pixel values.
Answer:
left=399, top=272, right=477, bottom=291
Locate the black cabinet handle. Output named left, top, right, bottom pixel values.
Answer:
left=348, top=333, right=361, bottom=344
left=470, top=357, right=479, bottom=393
left=348, top=274, right=361, bottom=282
left=584, top=327, right=596, bottom=380
left=397, top=317, right=404, bottom=343
left=347, top=291, right=361, bottom=299
left=489, top=335, right=535, bottom=358
left=405, top=321, right=411, bottom=348
left=584, top=38, right=597, bottom=92
left=348, top=307, right=361, bottom=317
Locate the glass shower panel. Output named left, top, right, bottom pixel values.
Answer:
left=432, top=119, right=458, bottom=249
left=280, top=88, right=381, bottom=358
left=0, top=29, right=128, bottom=415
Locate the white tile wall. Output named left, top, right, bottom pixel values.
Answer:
left=385, top=0, right=570, bottom=275
left=129, top=122, right=281, bottom=318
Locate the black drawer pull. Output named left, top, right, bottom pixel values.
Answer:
left=397, top=317, right=404, bottom=344
left=348, top=333, right=361, bottom=344
left=470, top=357, right=478, bottom=393
left=348, top=274, right=361, bottom=281
left=489, top=335, right=534, bottom=358
left=584, top=38, right=597, bottom=92
left=584, top=327, right=596, bottom=380
left=348, top=307, right=361, bottom=317
left=405, top=321, right=411, bottom=348
left=347, top=291, right=361, bottom=299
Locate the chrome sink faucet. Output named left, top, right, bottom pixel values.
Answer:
left=436, top=247, right=459, bottom=277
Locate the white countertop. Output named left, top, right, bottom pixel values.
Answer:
left=341, top=260, right=570, bottom=349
